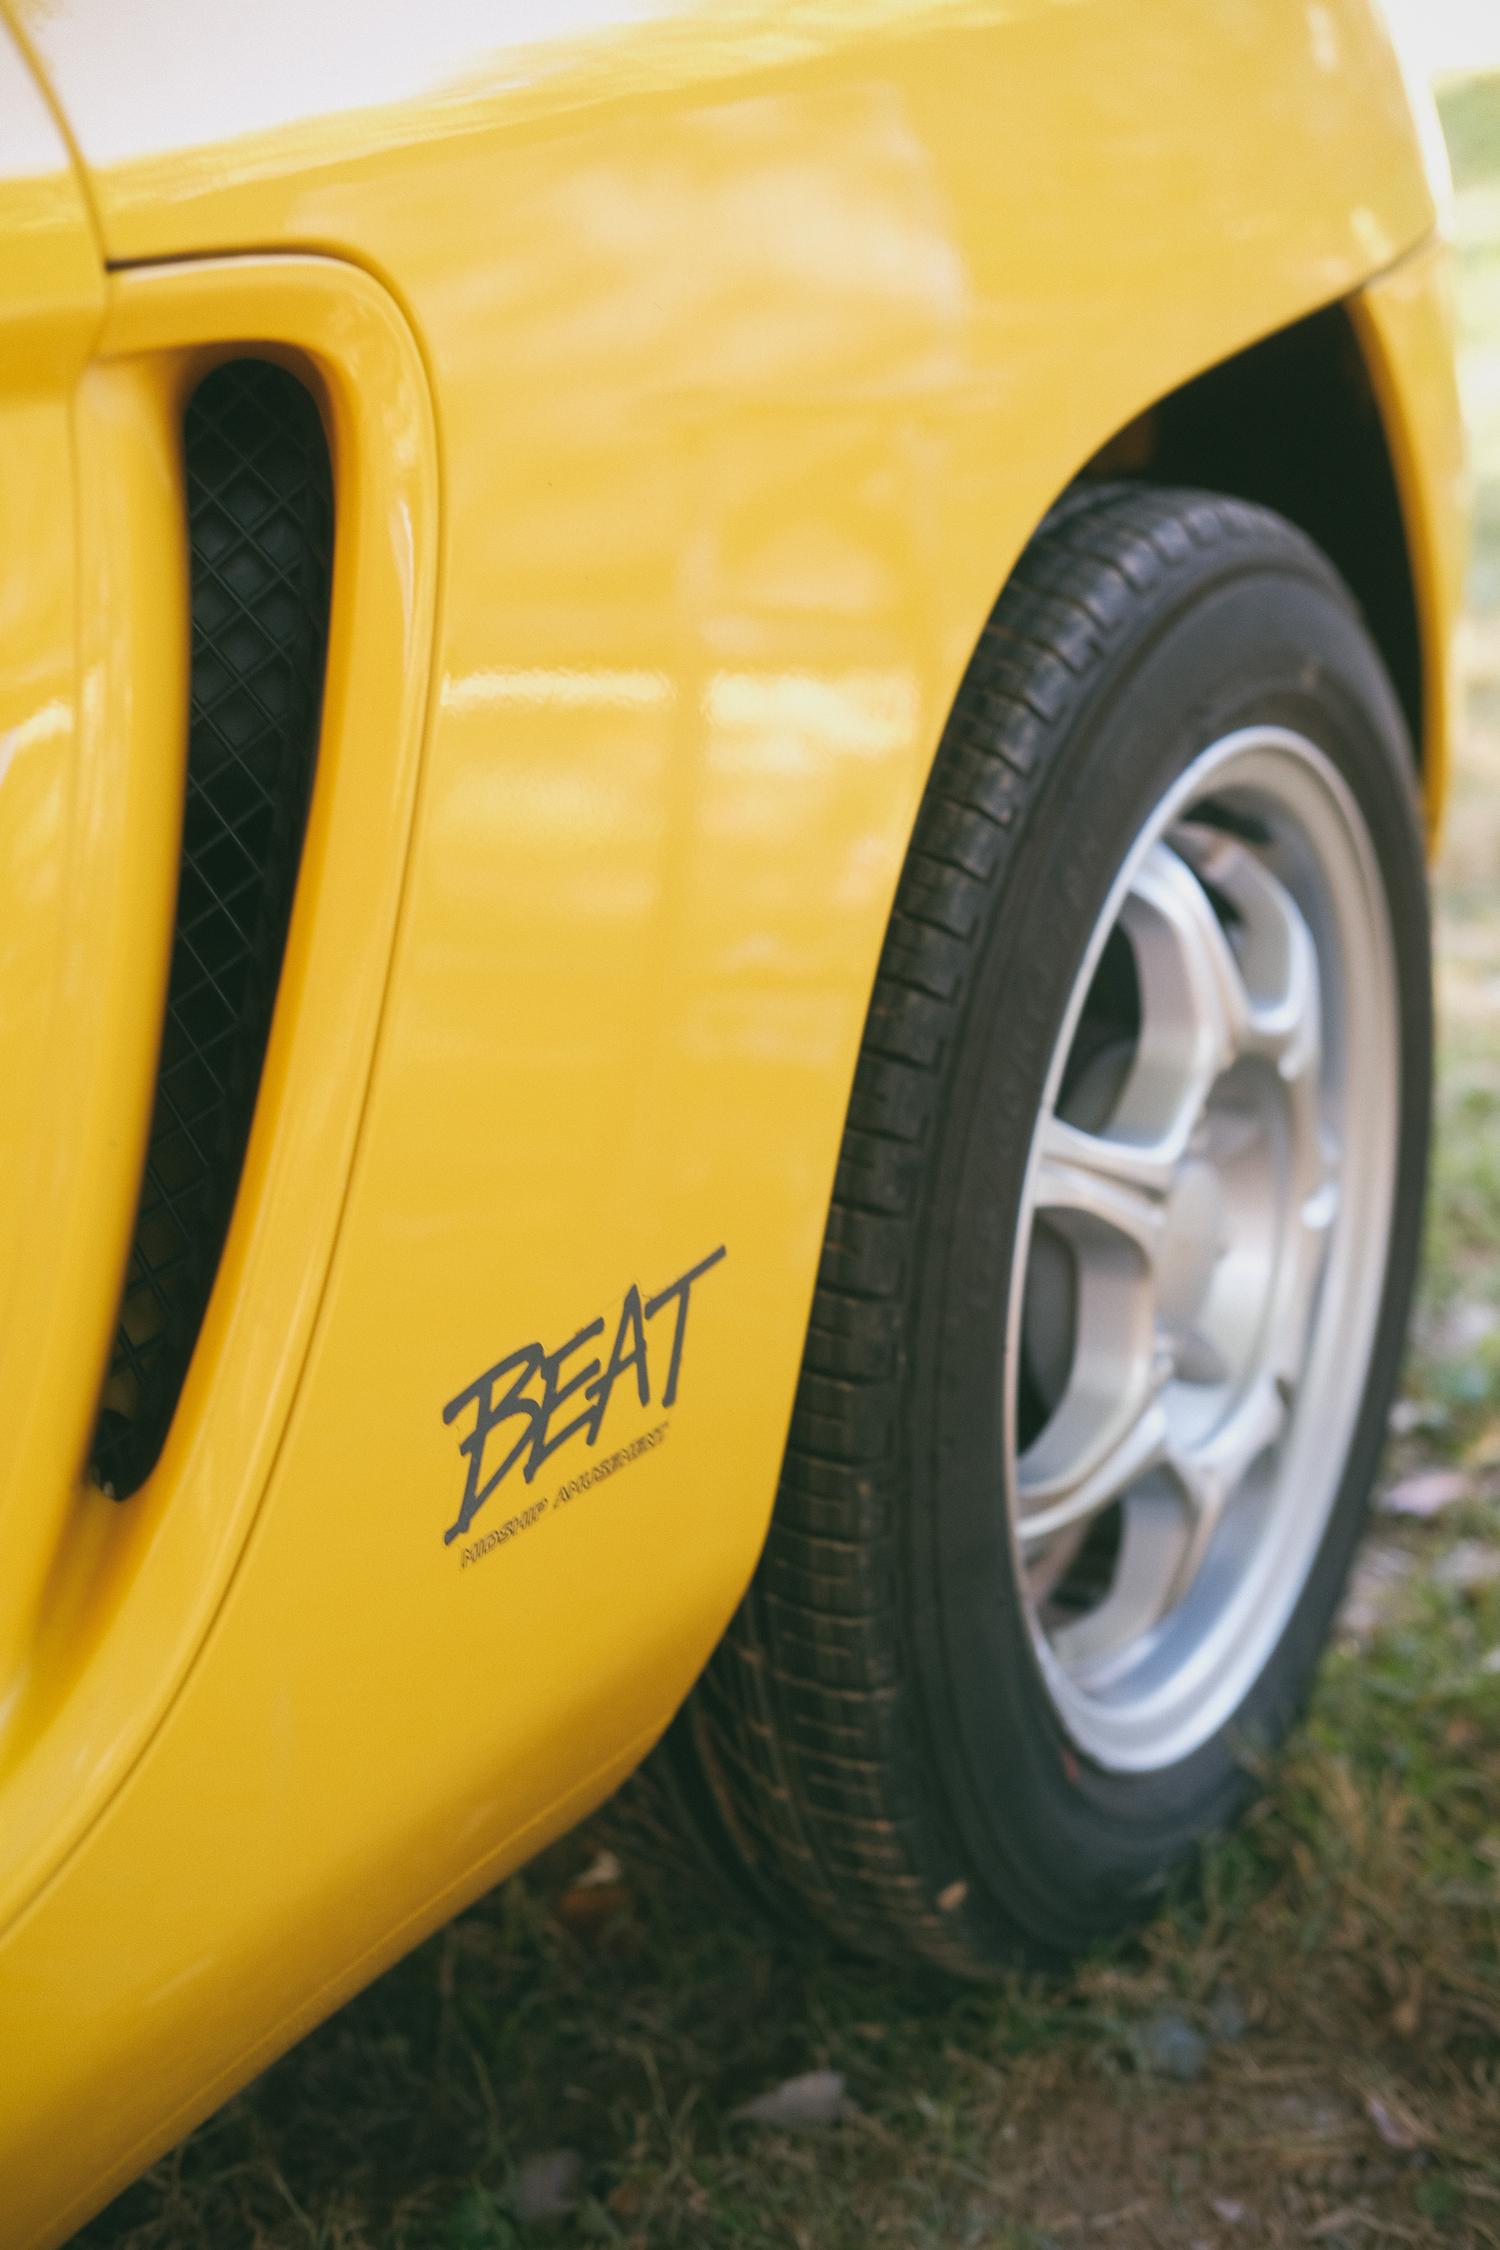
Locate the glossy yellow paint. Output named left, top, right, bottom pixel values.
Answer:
left=0, top=2, right=1467, bottom=2243
left=1352, top=233, right=1471, bottom=842
left=0, top=355, right=186, bottom=1732
left=0, top=39, right=117, bottom=1732
left=0, top=255, right=438, bottom=1943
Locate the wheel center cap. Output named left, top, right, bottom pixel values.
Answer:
left=1157, top=1157, right=1224, bottom=1336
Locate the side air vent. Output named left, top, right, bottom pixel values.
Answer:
left=91, top=359, right=334, bottom=1498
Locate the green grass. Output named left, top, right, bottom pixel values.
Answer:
left=74, top=75, right=1500, bottom=2250
left=1438, top=76, right=1500, bottom=198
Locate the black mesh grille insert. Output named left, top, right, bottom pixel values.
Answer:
left=91, top=359, right=334, bottom=1498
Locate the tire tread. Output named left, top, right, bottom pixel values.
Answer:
left=626, top=484, right=1369, bottom=1972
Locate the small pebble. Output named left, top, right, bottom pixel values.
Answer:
left=733, top=2069, right=849, bottom=2127
left=1134, top=2011, right=1210, bottom=2082
left=1434, top=1540, right=1500, bottom=1592
left=1378, top=1468, right=1471, bottom=1518
left=1365, top=2092, right=1422, bottom=2152
left=1206, top=1989, right=1249, bottom=2044
left=511, top=2149, right=583, bottom=2221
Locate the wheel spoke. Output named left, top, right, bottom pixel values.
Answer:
left=1048, top=1371, right=1289, bottom=1675
left=1020, top=1112, right=1171, bottom=1548
left=1188, top=1365, right=1287, bottom=1487
left=1049, top=1481, right=1193, bottom=1675
left=1167, top=823, right=1334, bottom=1395
left=1267, top=1176, right=1338, bottom=1392
left=1114, top=841, right=1254, bottom=1154
left=1161, top=1371, right=1288, bottom=1605
left=1173, top=822, right=1322, bottom=1082
left=1016, top=1389, right=1169, bottom=1547
left=1033, top=1113, right=1171, bottom=1261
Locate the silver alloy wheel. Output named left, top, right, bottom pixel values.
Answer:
left=1004, top=727, right=1399, bottom=1773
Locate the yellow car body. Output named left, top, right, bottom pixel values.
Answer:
left=0, top=3, right=1465, bottom=2241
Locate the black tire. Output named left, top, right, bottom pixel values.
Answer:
left=644, top=484, right=1432, bottom=1975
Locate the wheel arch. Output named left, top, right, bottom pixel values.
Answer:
left=1076, top=299, right=1427, bottom=786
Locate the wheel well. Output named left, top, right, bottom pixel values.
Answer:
left=1081, top=303, right=1422, bottom=761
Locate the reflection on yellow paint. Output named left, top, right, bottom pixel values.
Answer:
left=705, top=668, right=919, bottom=766
left=0, top=695, right=68, bottom=785
left=442, top=666, right=673, bottom=711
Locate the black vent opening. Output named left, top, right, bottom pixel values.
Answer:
left=91, top=358, right=334, bottom=1499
